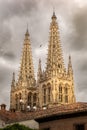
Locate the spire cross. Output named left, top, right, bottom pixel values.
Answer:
left=25, top=23, right=29, bottom=37
left=52, top=7, right=57, bottom=20
left=53, top=6, right=55, bottom=14
left=27, top=23, right=28, bottom=31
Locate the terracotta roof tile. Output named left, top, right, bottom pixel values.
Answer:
left=0, top=102, right=87, bottom=124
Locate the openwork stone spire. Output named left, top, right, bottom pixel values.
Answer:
left=68, top=55, right=73, bottom=75
left=10, top=13, right=76, bottom=111
left=18, top=29, right=35, bottom=87
left=11, top=72, right=15, bottom=88
left=37, top=59, right=42, bottom=83
left=46, top=11, right=65, bottom=77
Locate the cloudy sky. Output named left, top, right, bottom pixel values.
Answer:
left=0, top=0, right=87, bottom=109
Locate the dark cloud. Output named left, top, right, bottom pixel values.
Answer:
left=0, top=65, right=12, bottom=106
left=79, top=62, right=87, bottom=74
left=3, top=52, right=16, bottom=60
left=69, top=6, right=87, bottom=51
left=0, top=0, right=38, bottom=21
left=0, top=0, right=39, bottom=107
left=0, top=0, right=87, bottom=108
left=0, top=67, right=10, bottom=83
left=0, top=24, right=12, bottom=46
left=0, top=48, right=16, bottom=61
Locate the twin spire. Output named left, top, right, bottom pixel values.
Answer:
left=18, top=27, right=35, bottom=87
left=11, top=11, right=73, bottom=87
left=46, top=11, right=65, bottom=77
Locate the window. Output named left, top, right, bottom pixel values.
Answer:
left=28, top=93, right=32, bottom=107
left=59, top=85, right=62, bottom=93
left=43, top=88, right=46, bottom=104
left=19, top=93, right=22, bottom=99
left=59, top=84, right=63, bottom=102
left=74, top=124, right=85, bottom=130
left=15, top=94, right=18, bottom=110
left=65, top=87, right=68, bottom=94
left=59, top=94, right=62, bottom=102
left=65, top=95, right=68, bottom=103
left=58, top=64, right=62, bottom=68
left=48, top=87, right=51, bottom=102
left=53, top=44, right=55, bottom=48
left=33, top=93, right=37, bottom=106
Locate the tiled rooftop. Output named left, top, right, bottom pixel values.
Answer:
left=0, top=102, right=87, bottom=124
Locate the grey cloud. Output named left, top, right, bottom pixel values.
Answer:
left=3, top=52, right=16, bottom=60
left=0, top=0, right=38, bottom=21
left=0, top=0, right=38, bottom=63
left=0, top=65, right=13, bottom=103
left=0, top=0, right=87, bottom=108
left=0, top=24, right=12, bottom=46
left=73, top=55, right=87, bottom=100
left=0, top=48, right=16, bottom=61
left=69, top=6, right=87, bottom=51
left=79, top=62, right=87, bottom=74
left=0, top=66, right=12, bottom=83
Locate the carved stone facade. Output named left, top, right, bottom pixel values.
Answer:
left=10, top=12, right=76, bottom=111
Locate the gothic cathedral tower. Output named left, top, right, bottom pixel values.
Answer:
left=10, top=29, right=38, bottom=111
left=10, top=12, right=76, bottom=111
left=37, top=12, right=76, bottom=108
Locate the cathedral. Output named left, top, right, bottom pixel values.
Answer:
left=10, top=12, right=76, bottom=111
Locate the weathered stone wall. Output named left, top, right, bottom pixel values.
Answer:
left=0, top=119, right=5, bottom=128
left=39, top=116, right=87, bottom=130
left=19, top=119, right=39, bottom=129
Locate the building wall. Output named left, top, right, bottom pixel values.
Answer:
left=19, top=119, right=39, bottom=129
left=0, top=119, right=39, bottom=129
left=0, top=119, right=5, bottom=128
left=39, top=116, right=87, bottom=130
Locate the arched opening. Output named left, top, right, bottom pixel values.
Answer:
left=47, top=83, right=51, bottom=103
left=43, top=85, right=46, bottom=105
left=28, top=92, right=32, bottom=107
left=59, top=84, right=62, bottom=93
left=18, top=93, right=24, bottom=110
left=65, top=84, right=68, bottom=103
left=43, top=88, right=46, bottom=104
left=15, top=94, right=18, bottom=110
left=65, top=86, right=68, bottom=94
left=33, top=93, right=37, bottom=106
left=19, top=93, right=22, bottom=100
left=48, top=87, right=51, bottom=103
left=59, top=84, right=63, bottom=102
left=65, top=95, right=68, bottom=103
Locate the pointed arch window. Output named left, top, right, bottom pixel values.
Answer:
left=19, top=93, right=22, bottom=100
left=65, top=95, right=68, bottom=103
left=43, top=88, right=46, bottom=104
left=65, top=84, right=68, bottom=103
left=65, top=87, right=68, bottom=94
left=59, top=84, right=63, bottom=102
left=15, top=94, right=18, bottom=110
left=59, top=94, right=63, bottom=102
left=48, top=87, right=51, bottom=103
left=28, top=92, right=32, bottom=107
left=33, top=93, right=37, bottom=106
left=59, top=84, right=62, bottom=93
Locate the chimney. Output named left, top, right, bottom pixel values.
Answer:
left=0, top=104, right=6, bottom=111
